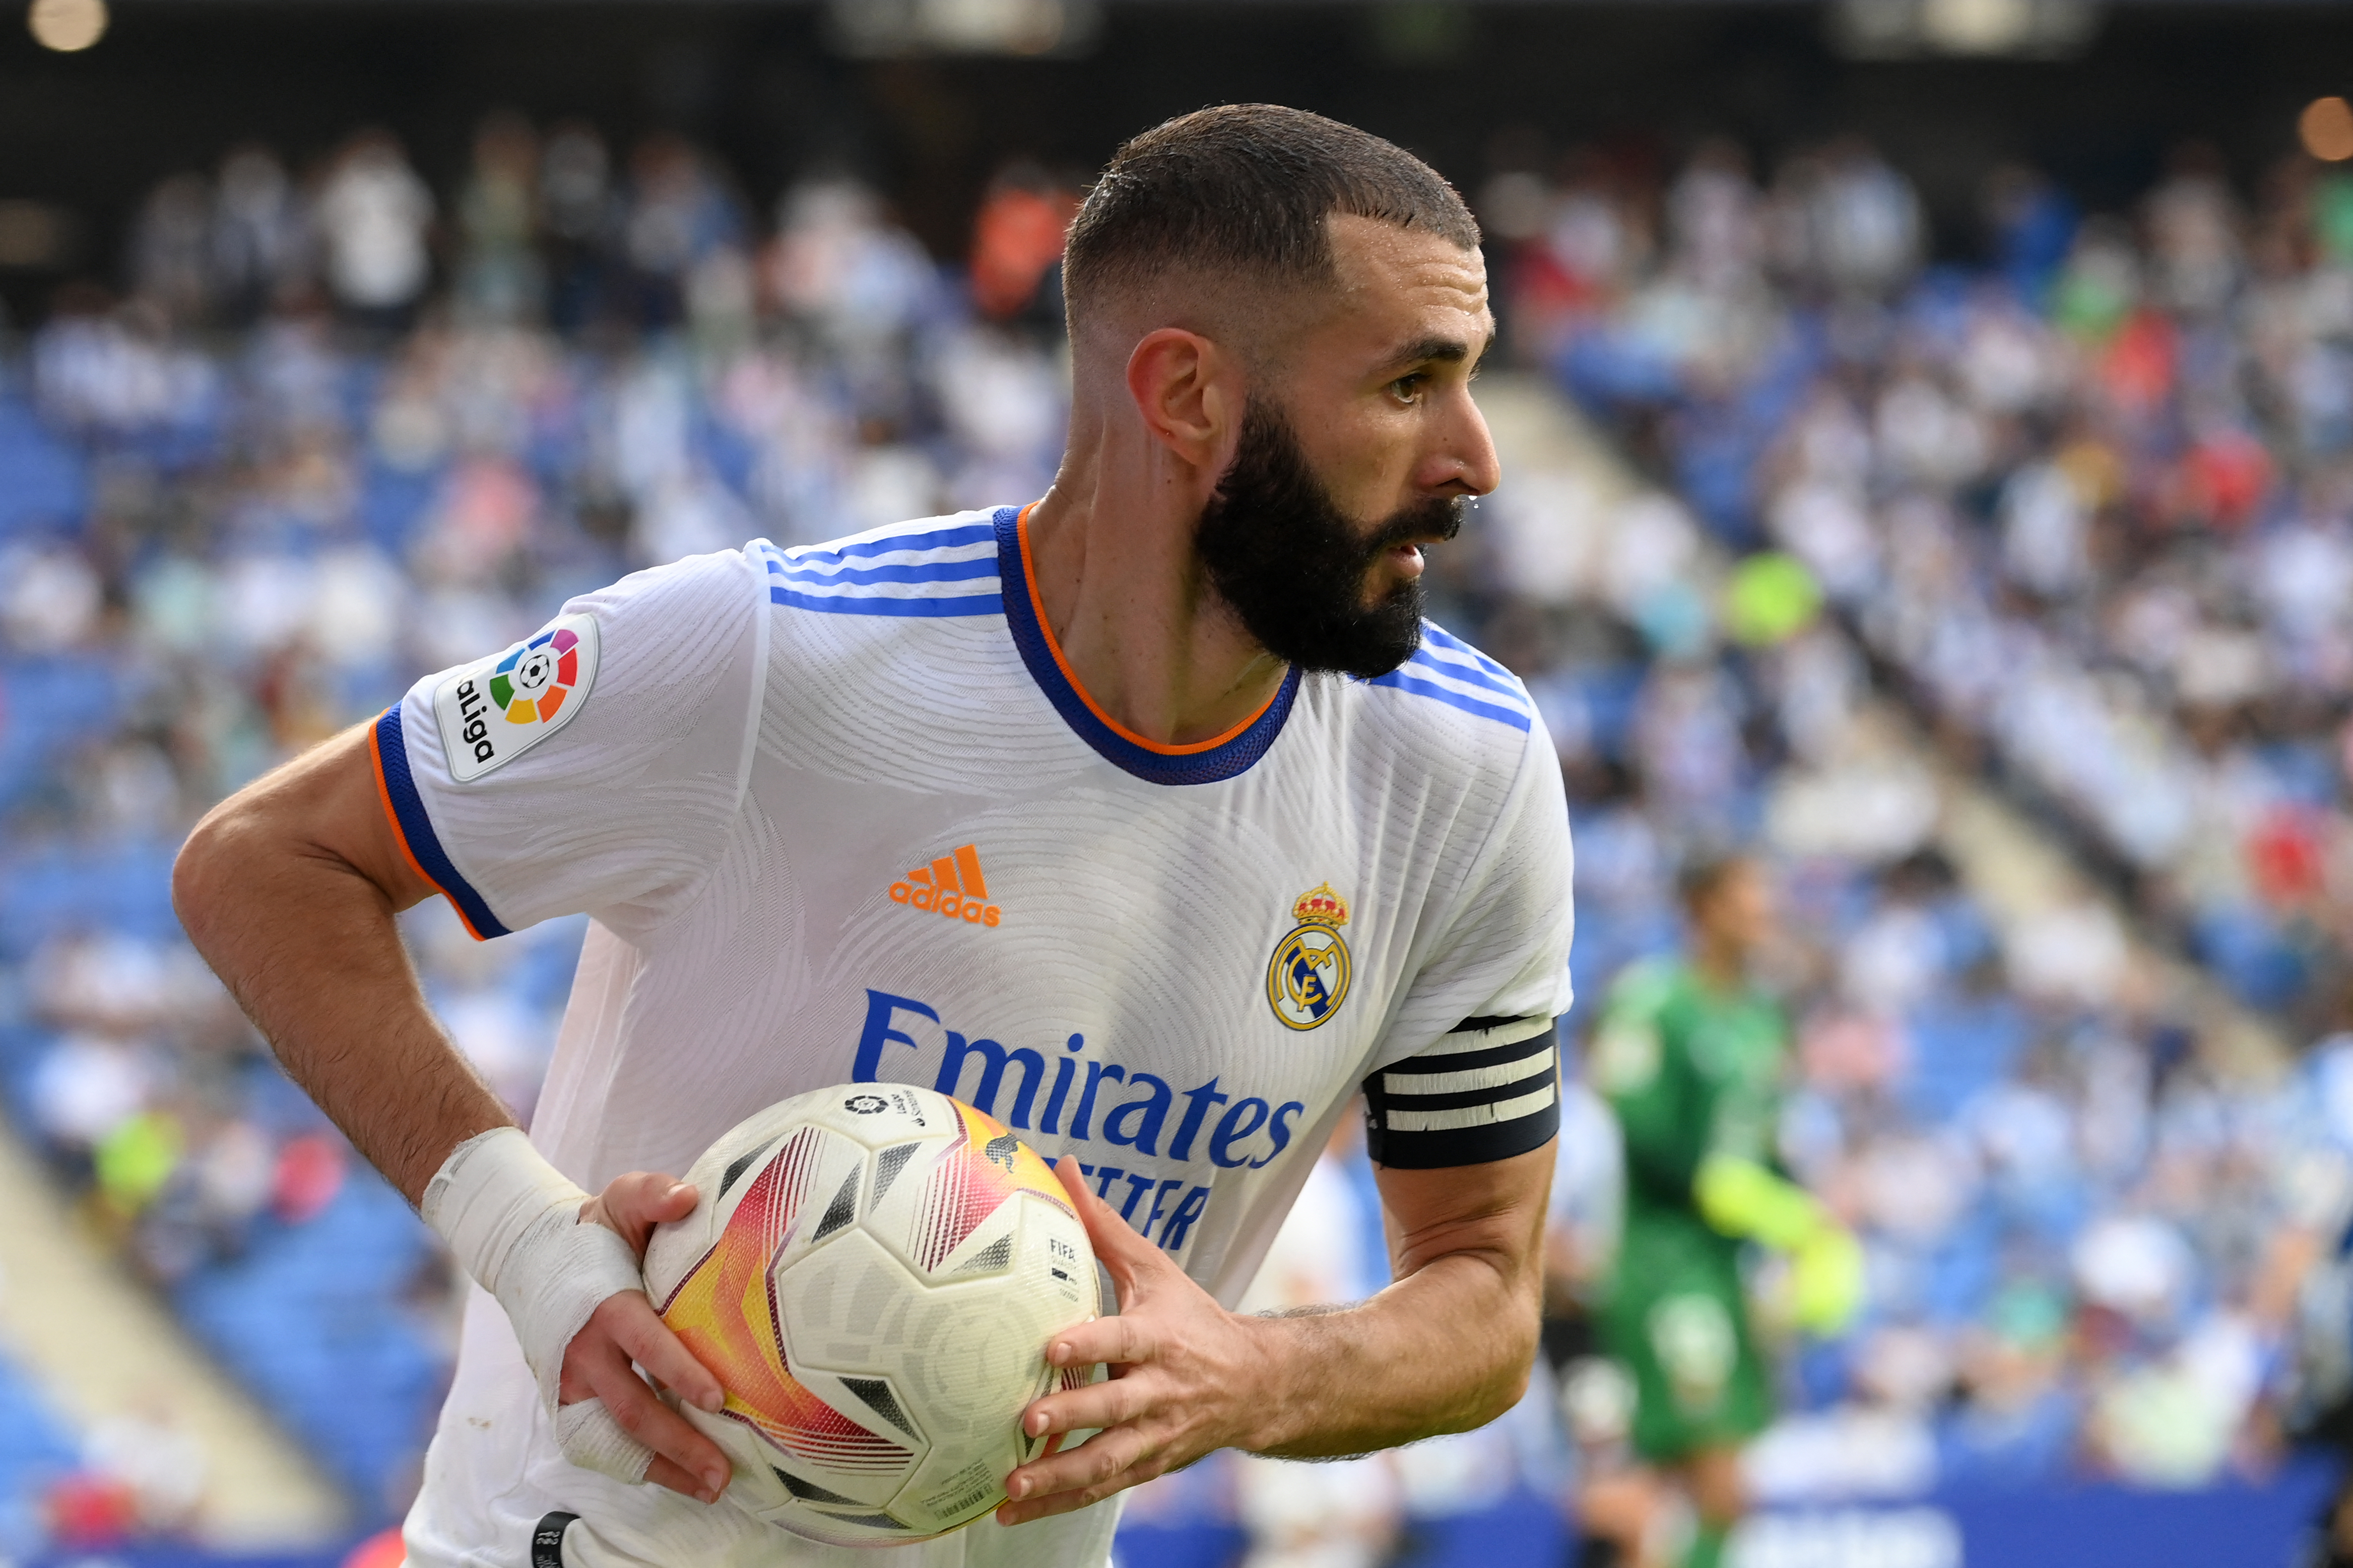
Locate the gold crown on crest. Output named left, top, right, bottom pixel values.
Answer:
left=1291, top=883, right=1350, bottom=928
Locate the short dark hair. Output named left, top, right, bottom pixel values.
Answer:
left=1063, top=104, right=1479, bottom=329
left=1678, top=851, right=1755, bottom=913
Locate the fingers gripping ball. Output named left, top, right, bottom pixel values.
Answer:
left=502, top=1204, right=660, bottom=1481
left=553, top=1397, right=656, bottom=1483
left=640, top=1085, right=1105, bottom=1546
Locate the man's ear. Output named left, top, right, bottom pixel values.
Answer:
left=1126, top=327, right=1243, bottom=473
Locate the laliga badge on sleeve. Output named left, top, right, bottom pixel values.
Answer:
left=433, top=614, right=600, bottom=783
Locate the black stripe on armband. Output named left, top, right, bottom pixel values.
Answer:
left=1360, top=1018, right=1560, bottom=1170
left=1393, top=1029, right=1559, bottom=1081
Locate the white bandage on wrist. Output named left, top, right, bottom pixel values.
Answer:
left=421, top=1127, right=655, bottom=1483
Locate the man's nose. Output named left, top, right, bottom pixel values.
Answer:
left=1429, top=389, right=1500, bottom=498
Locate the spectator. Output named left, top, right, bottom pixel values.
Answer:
left=1809, top=138, right=1925, bottom=299
left=538, top=120, right=615, bottom=332
left=129, top=174, right=214, bottom=328
left=969, top=161, right=1079, bottom=322
left=211, top=145, right=308, bottom=325
left=618, top=132, right=742, bottom=331
left=453, top=112, right=543, bottom=326
left=314, top=130, right=435, bottom=333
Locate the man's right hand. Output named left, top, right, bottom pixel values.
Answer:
left=175, top=731, right=737, bottom=1500
left=561, top=1172, right=734, bottom=1503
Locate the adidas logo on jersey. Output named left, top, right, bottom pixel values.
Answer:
left=889, top=844, right=1002, bottom=927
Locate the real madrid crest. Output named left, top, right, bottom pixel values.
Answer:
left=1267, top=882, right=1352, bottom=1031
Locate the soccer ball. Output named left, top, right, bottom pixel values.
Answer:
left=642, top=1083, right=1104, bottom=1546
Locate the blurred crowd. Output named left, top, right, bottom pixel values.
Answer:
left=1471, top=132, right=2353, bottom=1531
left=1505, top=132, right=2353, bottom=1030
left=7, top=104, right=2353, bottom=1561
left=0, top=116, right=1076, bottom=1546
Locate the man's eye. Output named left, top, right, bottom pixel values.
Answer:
left=1390, top=374, right=1425, bottom=402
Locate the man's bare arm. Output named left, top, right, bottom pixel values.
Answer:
left=174, top=723, right=505, bottom=1202
left=996, top=1138, right=1551, bottom=1524
left=172, top=724, right=731, bottom=1499
left=1261, top=1144, right=1550, bottom=1455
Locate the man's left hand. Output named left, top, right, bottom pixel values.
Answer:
left=995, top=1158, right=1277, bottom=1526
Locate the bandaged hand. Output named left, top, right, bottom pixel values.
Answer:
left=422, top=1129, right=730, bottom=1499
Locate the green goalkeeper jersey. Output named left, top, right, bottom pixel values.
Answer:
left=1588, top=957, right=1790, bottom=1459
left=1591, top=958, right=1789, bottom=1231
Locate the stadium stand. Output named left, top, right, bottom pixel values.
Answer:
left=3, top=111, right=2352, bottom=1563
left=0, top=1108, right=341, bottom=1554
left=0, top=1347, right=81, bottom=1558
left=1515, top=136, right=2353, bottom=1032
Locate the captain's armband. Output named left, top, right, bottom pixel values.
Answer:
left=1361, top=1014, right=1559, bottom=1170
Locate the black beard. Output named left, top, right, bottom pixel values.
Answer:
left=1195, top=402, right=1462, bottom=679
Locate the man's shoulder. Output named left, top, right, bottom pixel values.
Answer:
left=1315, top=620, right=1542, bottom=814
left=755, top=509, right=1009, bottom=624
left=1343, top=620, right=1538, bottom=749
left=746, top=511, right=1040, bottom=780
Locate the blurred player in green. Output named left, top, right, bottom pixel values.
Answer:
left=1584, top=854, right=1863, bottom=1568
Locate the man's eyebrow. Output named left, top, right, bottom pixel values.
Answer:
left=1382, top=318, right=1500, bottom=376
left=1384, top=334, right=1473, bottom=370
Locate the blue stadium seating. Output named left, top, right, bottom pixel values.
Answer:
left=0, top=657, right=123, bottom=820
left=0, top=396, right=88, bottom=539
left=172, top=1172, right=444, bottom=1516
left=0, top=1346, right=81, bottom=1560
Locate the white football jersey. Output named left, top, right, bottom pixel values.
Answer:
left=382, top=507, right=1575, bottom=1568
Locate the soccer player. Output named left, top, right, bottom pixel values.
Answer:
left=1585, top=855, right=1862, bottom=1568
left=174, top=105, right=1575, bottom=1568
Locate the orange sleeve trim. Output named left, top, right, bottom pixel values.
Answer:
left=367, top=713, right=493, bottom=942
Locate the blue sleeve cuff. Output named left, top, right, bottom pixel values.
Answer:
left=370, top=705, right=512, bottom=940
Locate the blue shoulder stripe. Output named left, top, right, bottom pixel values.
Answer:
left=372, top=706, right=512, bottom=939
left=765, top=554, right=999, bottom=588
left=757, top=525, right=1005, bottom=618
left=778, top=520, right=997, bottom=566
left=1365, top=667, right=1534, bottom=732
left=1400, top=645, right=1527, bottom=703
left=769, top=586, right=1004, bottom=617
left=1420, top=621, right=1516, bottom=681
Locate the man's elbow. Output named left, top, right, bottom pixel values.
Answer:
left=1460, top=1296, right=1541, bottom=1429
left=173, top=803, right=245, bottom=952
left=1500, top=1308, right=1543, bottom=1395
left=175, top=793, right=296, bottom=957
left=1443, top=1362, right=1533, bottom=1438
left=1486, top=1363, right=1534, bottom=1421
